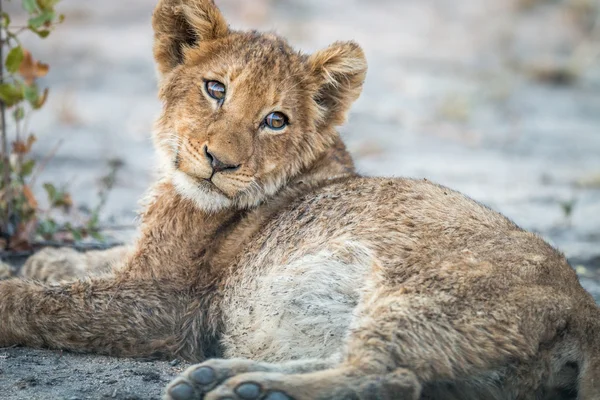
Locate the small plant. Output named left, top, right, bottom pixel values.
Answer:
left=0, top=0, right=117, bottom=252
left=559, top=198, right=577, bottom=221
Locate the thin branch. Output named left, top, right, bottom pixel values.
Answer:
left=0, top=0, right=13, bottom=242
left=29, top=138, right=63, bottom=187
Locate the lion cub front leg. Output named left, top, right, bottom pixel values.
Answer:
left=166, top=358, right=339, bottom=400
left=165, top=359, right=420, bottom=400
left=0, top=275, right=190, bottom=358
left=21, top=245, right=131, bottom=283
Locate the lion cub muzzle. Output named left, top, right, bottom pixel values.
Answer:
left=204, top=145, right=240, bottom=175
left=176, top=133, right=253, bottom=199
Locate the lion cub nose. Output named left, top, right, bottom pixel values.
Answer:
left=204, top=146, right=240, bottom=173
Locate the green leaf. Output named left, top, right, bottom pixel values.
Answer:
left=1, top=12, right=11, bottom=28
left=37, top=0, right=61, bottom=12
left=28, top=10, right=54, bottom=29
left=36, top=218, right=57, bottom=238
left=23, top=84, right=39, bottom=107
left=0, top=83, right=24, bottom=107
left=90, top=230, right=104, bottom=241
left=43, top=182, right=57, bottom=203
left=69, top=227, right=83, bottom=241
left=22, top=0, right=39, bottom=14
left=5, top=46, right=24, bottom=73
left=34, top=29, right=51, bottom=38
left=87, top=213, right=99, bottom=229
left=21, top=159, right=35, bottom=177
left=13, top=106, right=25, bottom=121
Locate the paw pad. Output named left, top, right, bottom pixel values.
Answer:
left=235, top=382, right=262, bottom=399
left=191, top=366, right=216, bottom=385
left=169, top=382, right=195, bottom=400
left=264, top=392, right=293, bottom=400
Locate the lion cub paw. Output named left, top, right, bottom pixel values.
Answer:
left=21, top=247, right=85, bottom=283
left=165, top=360, right=420, bottom=400
left=165, top=359, right=292, bottom=400
left=201, top=372, right=293, bottom=400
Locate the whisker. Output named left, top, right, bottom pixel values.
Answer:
left=162, top=133, right=186, bottom=152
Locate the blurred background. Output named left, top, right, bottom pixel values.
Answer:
left=13, top=0, right=600, bottom=293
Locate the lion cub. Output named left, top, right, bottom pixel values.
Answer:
left=1, top=0, right=599, bottom=399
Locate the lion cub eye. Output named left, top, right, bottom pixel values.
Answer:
left=264, top=112, right=288, bottom=130
left=206, top=80, right=226, bottom=101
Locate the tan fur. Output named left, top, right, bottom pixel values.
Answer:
left=2, top=1, right=599, bottom=399
left=0, top=261, right=13, bottom=280
left=21, top=246, right=130, bottom=283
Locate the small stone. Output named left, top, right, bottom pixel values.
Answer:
left=169, top=359, right=180, bottom=366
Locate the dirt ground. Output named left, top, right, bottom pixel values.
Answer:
left=0, top=347, right=190, bottom=399
left=1, top=0, right=600, bottom=398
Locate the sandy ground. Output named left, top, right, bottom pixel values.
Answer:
left=1, top=0, right=600, bottom=398
left=0, top=348, right=190, bottom=399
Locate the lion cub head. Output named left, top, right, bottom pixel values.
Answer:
left=152, top=0, right=367, bottom=212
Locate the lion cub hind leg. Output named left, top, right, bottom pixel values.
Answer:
left=21, top=245, right=130, bottom=283
left=342, top=275, right=585, bottom=399
left=165, top=268, right=588, bottom=400
left=578, top=337, right=600, bottom=399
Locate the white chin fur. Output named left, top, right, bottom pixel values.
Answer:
left=172, top=171, right=232, bottom=213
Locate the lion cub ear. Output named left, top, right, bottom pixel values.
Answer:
left=152, top=0, right=229, bottom=77
left=307, top=41, right=367, bottom=127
